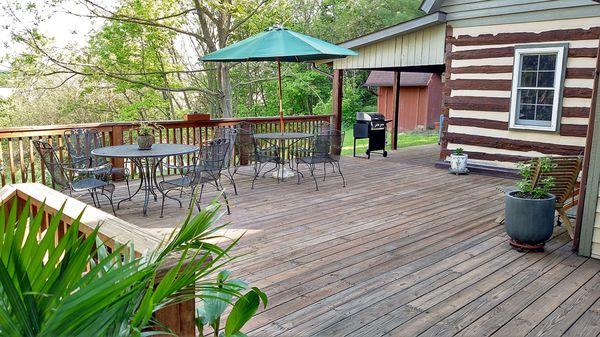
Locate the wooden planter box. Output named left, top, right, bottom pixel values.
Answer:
left=183, top=113, right=211, bottom=122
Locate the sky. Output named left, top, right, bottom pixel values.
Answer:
left=0, top=0, right=104, bottom=71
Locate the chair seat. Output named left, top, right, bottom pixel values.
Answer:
left=71, top=178, right=112, bottom=192
left=160, top=176, right=192, bottom=189
left=297, top=154, right=337, bottom=164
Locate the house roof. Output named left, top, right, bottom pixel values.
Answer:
left=420, top=0, right=443, bottom=14
left=338, top=12, right=446, bottom=50
left=364, top=71, right=432, bottom=87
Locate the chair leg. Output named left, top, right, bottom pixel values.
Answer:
left=297, top=160, right=301, bottom=185
left=125, top=175, right=131, bottom=197
left=336, top=161, right=346, bottom=188
left=160, top=191, right=167, bottom=218
left=309, top=164, right=319, bottom=191
left=557, top=209, right=574, bottom=239
left=323, top=162, right=327, bottom=181
left=215, top=180, right=231, bottom=215
left=252, top=162, right=262, bottom=190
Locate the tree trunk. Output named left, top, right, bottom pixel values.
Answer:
left=219, top=65, right=233, bottom=118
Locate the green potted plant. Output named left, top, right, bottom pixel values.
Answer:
left=504, top=157, right=556, bottom=250
left=137, top=121, right=154, bottom=150
left=449, top=147, right=468, bottom=174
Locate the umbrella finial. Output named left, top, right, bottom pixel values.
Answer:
left=267, top=24, right=286, bottom=31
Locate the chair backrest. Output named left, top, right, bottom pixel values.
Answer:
left=64, top=129, right=106, bottom=169
left=32, top=140, right=70, bottom=189
left=533, top=156, right=582, bottom=204
left=312, top=130, right=344, bottom=158
left=315, top=121, right=332, bottom=135
left=194, top=139, right=230, bottom=183
left=214, top=126, right=237, bottom=167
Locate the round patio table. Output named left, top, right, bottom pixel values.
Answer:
left=92, top=144, right=198, bottom=216
left=253, top=132, right=313, bottom=180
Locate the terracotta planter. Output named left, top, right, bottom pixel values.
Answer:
left=137, top=134, right=154, bottom=150
left=184, top=113, right=211, bottom=122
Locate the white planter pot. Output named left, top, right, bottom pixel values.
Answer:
left=450, top=154, right=468, bottom=173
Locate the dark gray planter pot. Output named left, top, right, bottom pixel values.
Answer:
left=504, top=191, right=556, bottom=244
left=137, top=134, right=154, bottom=150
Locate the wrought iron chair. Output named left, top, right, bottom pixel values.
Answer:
left=296, top=130, right=346, bottom=191
left=214, top=126, right=239, bottom=194
left=63, top=128, right=131, bottom=196
left=32, top=140, right=116, bottom=214
left=232, top=122, right=280, bottom=189
left=158, top=139, right=231, bottom=217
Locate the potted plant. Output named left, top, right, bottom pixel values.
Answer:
left=137, top=121, right=154, bottom=150
left=504, top=157, right=556, bottom=250
left=449, top=147, right=468, bottom=174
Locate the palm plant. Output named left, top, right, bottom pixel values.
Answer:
left=0, top=199, right=266, bottom=337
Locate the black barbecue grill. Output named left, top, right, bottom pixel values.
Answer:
left=353, top=112, right=390, bottom=159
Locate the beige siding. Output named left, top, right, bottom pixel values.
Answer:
left=444, top=16, right=599, bottom=168
left=333, top=24, right=446, bottom=70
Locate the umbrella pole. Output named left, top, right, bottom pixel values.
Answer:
left=277, top=58, right=284, bottom=133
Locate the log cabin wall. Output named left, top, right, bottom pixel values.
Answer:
left=442, top=16, right=600, bottom=169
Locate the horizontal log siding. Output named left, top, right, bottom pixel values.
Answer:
left=443, top=18, right=599, bottom=168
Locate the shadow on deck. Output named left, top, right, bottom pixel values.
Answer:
left=112, top=144, right=600, bottom=337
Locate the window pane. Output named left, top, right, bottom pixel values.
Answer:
left=520, top=71, right=536, bottom=87
left=536, top=105, right=552, bottom=121
left=539, top=54, right=557, bottom=70
left=519, top=104, right=536, bottom=120
left=519, top=89, right=537, bottom=104
left=537, top=71, right=555, bottom=87
left=537, top=90, right=554, bottom=105
left=522, top=55, right=538, bottom=71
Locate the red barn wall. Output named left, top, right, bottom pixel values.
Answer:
left=376, top=74, right=442, bottom=132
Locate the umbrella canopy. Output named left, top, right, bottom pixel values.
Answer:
left=202, top=26, right=357, bottom=63
left=202, top=26, right=357, bottom=131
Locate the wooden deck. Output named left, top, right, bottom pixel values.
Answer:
left=112, top=144, right=600, bottom=337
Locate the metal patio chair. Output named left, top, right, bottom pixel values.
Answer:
left=214, top=126, right=238, bottom=194
left=232, top=122, right=280, bottom=189
left=63, top=128, right=131, bottom=196
left=33, top=140, right=116, bottom=214
left=296, top=129, right=346, bottom=191
left=158, top=139, right=231, bottom=217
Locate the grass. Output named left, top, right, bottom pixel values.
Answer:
left=341, top=128, right=439, bottom=156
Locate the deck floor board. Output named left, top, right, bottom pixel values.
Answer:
left=108, top=144, right=600, bottom=336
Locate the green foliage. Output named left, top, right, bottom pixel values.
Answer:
left=0, top=199, right=266, bottom=337
left=137, top=121, right=153, bottom=136
left=516, top=157, right=557, bottom=199
left=453, top=148, right=464, bottom=156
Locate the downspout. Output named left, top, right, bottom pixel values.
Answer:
left=573, top=36, right=600, bottom=252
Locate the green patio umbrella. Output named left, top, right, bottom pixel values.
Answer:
left=202, top=25, right=357, bottom=131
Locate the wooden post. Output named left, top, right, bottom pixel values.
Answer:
left=154, top=300, right=196, bottom=337
left=574, top=41, right=600, bottom=254
left=391, top=71, right=401, bottom=150
left=110, top=125, right=125, bottom=180
left=332, top=69, right=343, bottom=132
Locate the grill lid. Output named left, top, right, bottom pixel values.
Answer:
left=356, top=112, right=385, bottom=122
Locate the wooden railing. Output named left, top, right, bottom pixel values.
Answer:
left=0, top=115, right=331, bottom=186
left=0, top=183, right=196, bottom=336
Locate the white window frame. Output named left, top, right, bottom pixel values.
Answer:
left=509, top=44, right=567, bottom=132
